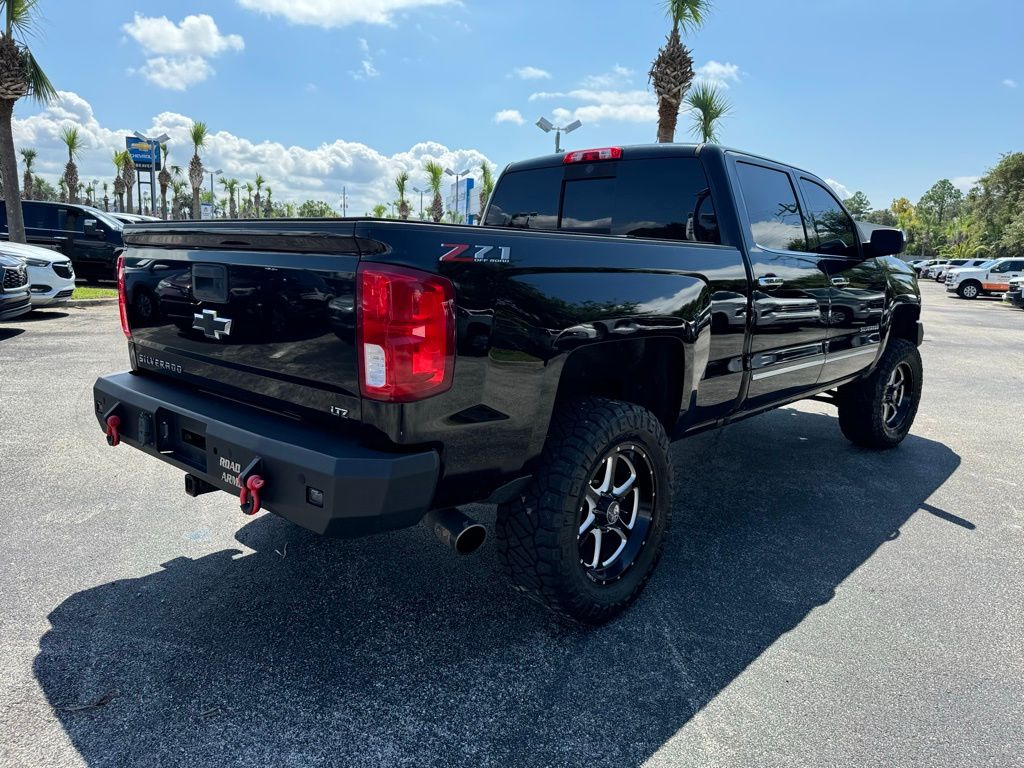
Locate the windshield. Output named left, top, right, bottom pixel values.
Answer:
left=80, top=206, right=124, bottom=231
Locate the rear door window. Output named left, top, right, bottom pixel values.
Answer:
left=483, top=166, right=561, bottom=230
left=735, top=162, right=808, bottom=252
left=23, top=204, right=57, bottom=230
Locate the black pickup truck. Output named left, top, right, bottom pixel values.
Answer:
left=94, top=143, right=923, bottom=624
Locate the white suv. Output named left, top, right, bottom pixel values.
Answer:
left=946, top=258, right=1024, bottom=299
left=0, top=240, right=75, bottom=308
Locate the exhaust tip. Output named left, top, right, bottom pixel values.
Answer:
left=424, top=508, right=487, bottom=555
left=453, top=523, right=487, bottom=555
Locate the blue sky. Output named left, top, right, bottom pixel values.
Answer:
left=13, top=0, right=1022, bottom=214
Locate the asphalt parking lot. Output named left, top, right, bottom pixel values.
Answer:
left=1, top=281, right=1022, bottom=768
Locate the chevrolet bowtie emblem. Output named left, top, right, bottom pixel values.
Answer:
left=192, top=309, right=233, bottom=340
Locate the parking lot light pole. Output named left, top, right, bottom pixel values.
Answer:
left=535, top=117, right=582, bottom=153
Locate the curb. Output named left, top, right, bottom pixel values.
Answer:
left=64, top=298, right=118, bottom=308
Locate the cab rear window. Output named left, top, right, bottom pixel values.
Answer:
left=485, top=158, right=720, bottom=244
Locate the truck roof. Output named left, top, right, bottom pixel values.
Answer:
left=503, top=142, right=816, bottom=177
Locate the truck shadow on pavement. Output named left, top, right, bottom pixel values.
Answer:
left=34, top=408, right=962, bottom=768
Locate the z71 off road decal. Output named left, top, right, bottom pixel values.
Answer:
left=440, top=243, right=511, bottom=264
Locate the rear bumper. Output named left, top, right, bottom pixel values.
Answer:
left=92, top=371, right=440, bottom=537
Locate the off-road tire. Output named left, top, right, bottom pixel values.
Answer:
left=495, top=398, right=672, bottom=625
left=837, top=338, right=922, bottom=449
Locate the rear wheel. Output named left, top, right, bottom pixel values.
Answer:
left=495, top=398, right=672, bottom=625
left=837, top=339, right=922, bottom=449
left=957, top=281, right=981, bottom=299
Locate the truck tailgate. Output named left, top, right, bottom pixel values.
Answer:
left=123, top=226, right=362, bottom=421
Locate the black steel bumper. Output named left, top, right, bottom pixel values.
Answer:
left=93, top=371, right=440, bottom=537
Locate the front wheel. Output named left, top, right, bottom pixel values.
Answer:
left=837, top=339, right=923, bottom=449
left=495, top=398, right=673, bottom=625
left=957, top=281, right=981, bottom=299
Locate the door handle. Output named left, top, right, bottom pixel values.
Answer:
left=758, top=276, right=784, bottom=288
left=831, top=277, right=851, bottom=287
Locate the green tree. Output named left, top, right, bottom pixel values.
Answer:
left=32, top=174, right=55, bottom=201
left=649, top=0, right=710, bottom=143
left=862, top=208, right=897, bottom=227
left=395, top=170, right=410, bottom=220
left=157, top=143, right=171, bottom=220
left=916, top=179, right=963, bottom=255
left=371, top=203, right=388, bottom=219
left=424, top=160, right=445, bottom=223
left=253, top=174, right=264, bottom=218
left=188, top=121, right=207, bottom=219
left=0, top=0, right=57, bottom=242
left=59, top=125, right=82, bottom=203
left=297, top=199, right=335, bottom=218
left=964, top=152, right=1024, bottom=258
left=121, top=150, right=136, bottom=214
left=939, top=227, right=988, bottom=260
left=18, top=146, right=34, bottom=198
left=478, top=161, right=494, bottom=217
left=685, top=80, right=730, bottom=143
left=843, top=191, right=872, bottom=218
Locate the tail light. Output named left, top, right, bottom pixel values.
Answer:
left=563, top=147, right=623, bottom=164
left=117, top=255, right=130, bottom=339
left=357, top=263, right=455, bottom=402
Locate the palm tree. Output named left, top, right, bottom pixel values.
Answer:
left=243, top=182, right=253, bottom=218
left=394, top=170, right=410, bottom=220
left=170, top=179, right=185, bottom=220
left=685, top=81, right=730, bottom=143
left=253, top=174, right=264, bottom=218
left=649, top=0, right=710, bottom=143
left=478, top=161, right=494, bottom=217
left=57, top=177, right=66, bottom=202
left=102, top=180, right=108, bottom=211
left=188, top=121, right=207, bottom=219
left=121, top=150, right=136, bottom=214
left=221, top=177, right=238, bottom=218
left=59, top=125, right=82, bottom=203
left=0, top=1, right=56, bottom=241
left=371, top=203, right=388, bottom=219
left=425, top=160, right=445, bottom=223
left=19, top=146, right=34, bottom=198
left=263, top=186, right=272, bottom=218
left=157, top=143, right=171, bottom=220
left=112, top=151, right=126, bottom=212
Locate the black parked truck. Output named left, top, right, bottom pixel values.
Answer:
left=94, top=144, right=923, bottom=624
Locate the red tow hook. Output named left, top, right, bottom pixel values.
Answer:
left=239, top=475, right=265, bottom=516
left=105, top=415, right=121, bottom=447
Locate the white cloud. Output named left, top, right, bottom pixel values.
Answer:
left=14, top=91, right=494, bottom=216
left=135, top=56, right=215, bottom=91
left=579, top=65, right=633, bottom=89
left=530, top=89, right=651, bottom=106
left=494, top=109, right=525, bottom=125
left=951, top=175, right=980, bottom=192
left=512, top=66, right=551, bottom=80
left=237, top=0, right=456, bottom=28
left=123, top=14, right=244, bottom=56
left=696, top=60, right=741, bottom=88
left=351, top=38, right=380, bottom=79
left=123, top=14, right=243, bottom=90
left=825, top=178, right=852, bottom=200
left=1003, top=79, right=1017, bottom=89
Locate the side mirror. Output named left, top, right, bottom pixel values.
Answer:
left=84, top=219, right=103, bottom=238
left=868, top=227, right=905, bottom=257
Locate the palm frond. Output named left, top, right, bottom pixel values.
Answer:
left=685, top=81, right=730, bottom=143
left=664, top=0, right=713, bottom=34
left=4, top=0, right=44, bottom=38
left=59, top=123, right=81, bottom=159
left=24, top=48, right=55, bottom=103
left=189, top=121, right=208, bottom=152
left=424, top=160, right=444, bottom=194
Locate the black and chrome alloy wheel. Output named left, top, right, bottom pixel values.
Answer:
left=578, top=445, right=656, bottom=584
